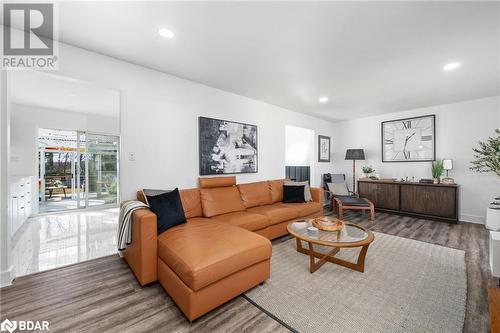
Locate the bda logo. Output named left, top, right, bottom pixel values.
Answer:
left=0, top=319, right=17, bottom=333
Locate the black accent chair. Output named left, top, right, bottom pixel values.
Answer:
left=323, top=173, right=375, bottom=221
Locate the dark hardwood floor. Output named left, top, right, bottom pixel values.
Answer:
left=0, top=211, right=494, bottom=333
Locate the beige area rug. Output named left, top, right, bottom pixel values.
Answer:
left=244, top=232, right=466, bottom=333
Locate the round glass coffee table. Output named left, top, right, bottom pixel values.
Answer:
left=287, top=218, right=374, bottom=273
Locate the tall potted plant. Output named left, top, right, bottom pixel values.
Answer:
left=471, top=129, right=500, bottom=199
left=470, top=129, right=500, bottom=178
left=432, top=160, right=444, bottom=184
left=471, top=129, right=500, bottom=231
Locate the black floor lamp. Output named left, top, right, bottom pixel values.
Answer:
left=345, top=149, right=365, bottom=193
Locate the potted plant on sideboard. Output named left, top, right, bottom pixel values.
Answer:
left=361, top=165, right=375, bottom=178
left=431, top=160, right=444, bottom=184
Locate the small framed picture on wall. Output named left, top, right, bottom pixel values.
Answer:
left=318, top=135, right=331, bottom=162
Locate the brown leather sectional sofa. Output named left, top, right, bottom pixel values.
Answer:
left=123, top=176, right=324, bottom=321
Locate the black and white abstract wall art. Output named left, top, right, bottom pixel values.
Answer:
left=198, top=117, right=258, bottom=175
left=381, top=114, right=436, bottom=162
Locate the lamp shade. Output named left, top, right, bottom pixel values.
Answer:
left=443, top=159, right=453, bottom=170
left=345, top=149, right=365, bottom=160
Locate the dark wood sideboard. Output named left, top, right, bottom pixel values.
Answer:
left=358, top=180, right=459, bottom=223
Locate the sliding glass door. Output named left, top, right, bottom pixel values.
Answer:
left=38, top=129, right=119, bottom=213
left=86, top=133, right=119, bottom=207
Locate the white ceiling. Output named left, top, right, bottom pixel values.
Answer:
left=10, top=2, right=500, bottom=121
left=10, top=71, right=120, bottom=117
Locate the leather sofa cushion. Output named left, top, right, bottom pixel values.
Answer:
left=278, top=201, right=322, bottom=217
left=237, top=181, right=272, bottom=208
left=185, top=217, right=211, bottom=224
left=210, top=211, right=269, bottom=231
left=200, top=186, right=245, bottom=217
left=157, top=219, right=271, bottom=291
left=199, top=176, right=236, bottom=188
left=179, top=188, right=203, bottom=218
left=247, top=204, right=298, bottom=225
left=268, top=179, right=284, bottom=203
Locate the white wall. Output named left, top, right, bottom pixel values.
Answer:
left=10, top=103, right=120, bottom=176
left=333, top=96, right=500, bottom=223
left=1, top=71, right=14, bottom=287
left=34, top=42, right=335, bottom=200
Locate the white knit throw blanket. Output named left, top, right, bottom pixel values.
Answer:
left=117, top=200, right=149, bottom=251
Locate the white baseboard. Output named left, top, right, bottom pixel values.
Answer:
left=0, top=265, right=13, bottom=288
left=459, top=214, right=485, bottom=224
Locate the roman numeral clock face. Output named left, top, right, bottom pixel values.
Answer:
left=382, top=115, right=435, bottom=162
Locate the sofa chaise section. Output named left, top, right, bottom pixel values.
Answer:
left=157, top=219, right=271, bottom=321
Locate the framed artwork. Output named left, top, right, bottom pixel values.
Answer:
left=381, top=114, right=435, bottom=162
left=318, top=135, right=331, bottom=162
left=198, top=116, right=258, bottom=175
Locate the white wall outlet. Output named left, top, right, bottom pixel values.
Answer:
left=129, top=152, right=136, bottom=161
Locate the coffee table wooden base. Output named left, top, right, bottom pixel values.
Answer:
left=295, top=238, right=370, bottom=273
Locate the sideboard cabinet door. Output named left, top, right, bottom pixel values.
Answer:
left=358, top=182, right=378, bottom=206
left=358, top=182, right=400, bottom=210
left=375, top=184, right=400, bottom=210
left=401, top=185, right=456, bottom=219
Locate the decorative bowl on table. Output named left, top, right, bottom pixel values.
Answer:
left=312, top=216, right=344, bottom=231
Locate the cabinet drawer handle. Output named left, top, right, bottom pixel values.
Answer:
left=20, top=207, right=24, bottom=209
left=12, top=196, right=17, bottom=198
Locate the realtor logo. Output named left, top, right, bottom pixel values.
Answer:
left=2, top=2, right=58, bottom=69
left=0, top=319, right=17, bottom=333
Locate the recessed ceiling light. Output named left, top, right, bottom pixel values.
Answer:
left=443, top=62, right=461, bottom=71
left=159, top=28, right=175, bottom=39
left=319, top=96, right=329, bottom=103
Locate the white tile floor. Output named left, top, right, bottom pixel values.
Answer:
left=10, top=208, right=119, bottom=278
left=40, top=193, right=113, bottom=213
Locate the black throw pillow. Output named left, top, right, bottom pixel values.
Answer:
left=146, top=188, right=186, bottom=235
left=283, top=185, right=306, bottom=203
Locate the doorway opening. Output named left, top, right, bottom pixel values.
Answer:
left=285, top=125, right=315, bottom=183
left=38, top=128, right=119, bottom=213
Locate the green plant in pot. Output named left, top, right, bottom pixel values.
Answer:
left=361, top=165, right=375, bottom=178
left=470, top=129, right=500, bottom=177
left=470, top=128, right=499, bottom=200
left=431, top=160, right=444, bottom=184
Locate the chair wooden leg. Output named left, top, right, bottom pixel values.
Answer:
left=370, top=205, right=375, bottom=221
left=338, top=205, right=344, bottom=220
